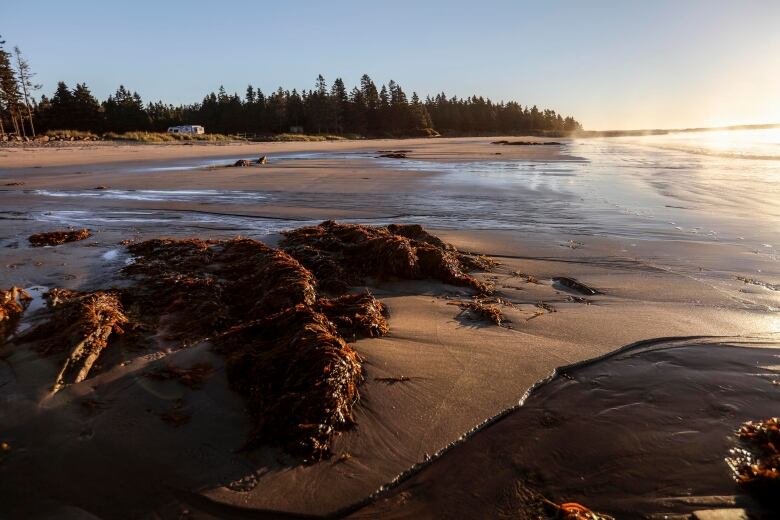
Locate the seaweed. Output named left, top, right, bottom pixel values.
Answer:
left=512, top=271, right=541, bottom=284
left=0, top=287, right=31, bottom=341
left=24, top=289, right=127, bottom=394
left=317, top=291, right=389, bottom=339
left=8, top=225, right=492, bottom=461
left=452, top=296, right=512, bottom=326
left=123, top=236, right=379, bottom=460
left=218, top=305, right=362, bottom=459
left=374, top=376, right=411, bottom=385
left=736, top=276, right=779, bottom=291
left=28, top=228, right=92, bottom=247
left=493, top=140, right=562, bottom=146
left=281, top=221, right=491, bottom=294
left=728, top=417, right=780, bottom=500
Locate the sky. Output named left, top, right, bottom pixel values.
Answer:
left=2, top=0, right=780, bottom=130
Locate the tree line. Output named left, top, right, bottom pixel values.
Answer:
left=0, top=36, right=39, bottom=138
left=1, top=39, right=582, bottom=139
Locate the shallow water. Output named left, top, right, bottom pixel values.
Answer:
left=13, top=129, right=780, bottom=257
left=358, top=338, right=780, bottom=519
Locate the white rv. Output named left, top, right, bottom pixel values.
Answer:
left=167, top=125, right=205, bottom=135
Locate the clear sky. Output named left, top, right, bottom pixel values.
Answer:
left=3, top=0, right=779, bottom=130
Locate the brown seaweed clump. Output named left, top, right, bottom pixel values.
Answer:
left=318, top=291, right=389, bottom=339
left=280, top=221, right=491, bottom=294
left=0, top=287, right=31, bottom=340
left=23, top=288, right=127, bottom=394
left=123, top=236, right=386, bottom=460
left=729, top=417, right=780, bottom=499
left=28, top=228, right=92, bottom=247
left=454, top=296, right=515, bottom=327
left=219, top=305, right=363, bottom=457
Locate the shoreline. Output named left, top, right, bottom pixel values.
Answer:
left=0, top=137, right=778, bottom=518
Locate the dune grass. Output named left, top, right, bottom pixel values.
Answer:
left=250, top=133, right=362, bottom=142
left=102, top=131, right=240, bottom=143
left=45, top=129, right=100, bottom=140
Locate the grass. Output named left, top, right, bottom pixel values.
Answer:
left=103, top=131, right=239, bottom=143
left=249, top=133, right=359, bottom=142
left=45, top=129, right=100, bottom=139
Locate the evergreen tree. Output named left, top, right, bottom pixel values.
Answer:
left=0, top=35, right=24, bottom=137
left=12, top=46, right=39, bottom=137
left=103, top=85, right=149, bottom=131
left=26, top=71, right=581, bottom=136
left=71, top=83, right=102, bottom=131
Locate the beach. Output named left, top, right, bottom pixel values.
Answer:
left=1, top=134, right=778, bottom=519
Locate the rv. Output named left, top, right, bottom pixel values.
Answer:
left=167, top=125, right=205, bottom=135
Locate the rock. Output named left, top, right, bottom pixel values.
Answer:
left=378, top=153, right=407, bottom=159
left=233, top=159, right=252, bottom=167
left=35, top=135, right=50, bottom=142
left=552, top=276, right=600, bottom=295
left=257, top=155, right=268, bottom=165
left=94, top=186, right=109, bottom=190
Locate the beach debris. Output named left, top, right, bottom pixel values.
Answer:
left=451, top=296, right=514, bottom=326
left=219, top=304, right=362, bottom=458
left=566, top=295, right=594, bottom=304
left=232, top=159, right=252, bottom=167
left=553, top=277, right=600, bottom=295
left=146, top=362, right=214, bottom=389
left=547, top=500, right=615, bottom=520
left=122, top=236, right=379, bottom=460
left=727, top=417, right=780, bottom=498
left=3, top=181, right=25, bottom=186
left=374, top=376, right=411, bottom=385
left=318, top=291, right=389, bottom=338
left=281, top=221, right=492, bottom=294
left=512, top=271, right=541, bottom=284
left=378, top=152, right=408, bottom=158
left=335, top=452, right=352, bottom=464
left=8, top=224, right=492, bottom=460
left=377, top=149, right=412, bottom=153
left=528, top=301, right=557, bottom=321
left=22, top=288, right=127, bottom=394
left=93, top=185, right=109, bottom=190
left=0, top=286, right=31, bottom=340
left=492, top=140, right=562, bottom=146
left=257, top=155, right=268, bottom=164
left=28, top=228, right=92, bottom=247
left=736, top=276, right=779, bottom=291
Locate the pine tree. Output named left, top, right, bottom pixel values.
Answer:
left=72, top=83, right=101, bottom=131
left=0, top=35, right=24, bottom=138
left=329, top=78, right=348, bottom=134
left=12, top=46, right=39, bottom=137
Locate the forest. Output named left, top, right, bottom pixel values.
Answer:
left=1, top=38, right=582, bottom=139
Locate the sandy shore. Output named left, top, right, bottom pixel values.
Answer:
left=0, top=138, right=777, bottom=519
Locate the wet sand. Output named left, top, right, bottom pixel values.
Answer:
left=1, top=138, right=778, bottom=518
